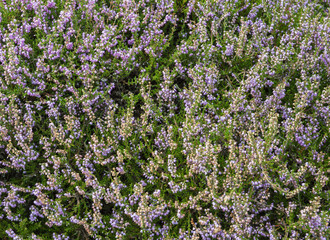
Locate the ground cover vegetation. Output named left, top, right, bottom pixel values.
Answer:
left=0, top=0, right=329, bottom=239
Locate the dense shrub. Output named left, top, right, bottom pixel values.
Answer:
left=0, top=0, right=329, bottom=239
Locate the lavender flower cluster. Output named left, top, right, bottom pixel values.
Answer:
left=0, top=0, right=329, bottom=239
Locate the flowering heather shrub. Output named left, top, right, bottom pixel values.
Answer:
left=0, top=0, right=330, bottom=239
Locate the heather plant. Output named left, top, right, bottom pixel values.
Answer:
left=0, top=0, right=329, bottom=239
